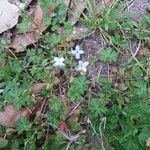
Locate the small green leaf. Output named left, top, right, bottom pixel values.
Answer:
left=67, top=76, right=89, bottom=102
left=100, top=48, right=118, bottom=63
left=16, top=118, right=32, bottom=134
left=0, top=138, right=8, bottom=148
left=88, top=98, right=107, bottom=118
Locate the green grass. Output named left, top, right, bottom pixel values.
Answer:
left=0, top=0, right=150, bottom=149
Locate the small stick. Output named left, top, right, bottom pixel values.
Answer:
left=68, top=100, right=83, bottom=117
left=128, top=40, right=141, bottom=62
left=107, top=63, right=110, bottom=79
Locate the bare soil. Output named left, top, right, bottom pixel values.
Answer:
left=76, top=0, right=150, bottom=82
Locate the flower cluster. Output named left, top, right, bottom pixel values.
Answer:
left=53, top=45, right=89, bottom=73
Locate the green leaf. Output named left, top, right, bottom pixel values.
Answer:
left=100, top=48, right=118, bottom=63
left=138, top=127, right=150, bottom=142
left=67, top=76, right=89, bottom=102
left=88, top=98, right=107, bottom=118
left=16, top=118, right=32, bottom=134
left=0, top=138, right=8, bottom=148
left=64, top=21, right=73, bottom=34
left=47, top=96, right=66, bottom=126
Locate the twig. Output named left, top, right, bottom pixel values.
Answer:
left=98, top=65, right=103, bottom=78
left=68, top=100, right=83, bottom=118
left=7, top=48, right=17, bottom=59
left=66, top=141, right=73, bottom=150
left=125, top=0, right=135, bottom=12
left=87, top=118, right=101, bottom=144
left=128, top=40, right=141, bottom=62
left=128, top=41, right=146, bottom=73
left=49, top=123, right=71, bottom=140
left=106, top=0, right=120, bottom=15
left=99, top=117, right=107, bottom=150
left=87, top=118, right=97, bottom=135
left=116, top=21, right=125, bottom=36
left=107, top=63, right=110, bottom=79
left=24, top=32, right=37, bottom=48
left=65, top=130, right=86, bottom=150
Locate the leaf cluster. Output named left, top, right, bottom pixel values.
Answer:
left=67, top=76, right=89, bottom=102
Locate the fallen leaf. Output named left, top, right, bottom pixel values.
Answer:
left=95, top=0, right=114, bottom=15
left=67, top=0, right=114, bottom=26
left=0, top=100, right=44, bottom=127
left=9, top=3, right=45, bottom=52
left=0, top=0, right=24, bottom=34
left=33, top=4, right=44, bottom=31
left=68, top=0, right=87, bottom=25
left=9, top=31, right=39, bottom=52
left=0, top=105, right=29, bottom=127
left=32, top=82, right=47, bottom=95
left=0, top=138, right=8, bottom=148
left=64, top=0, right=71, bottom=7
left=0, top=82, right=46, bottom=127
left=0, top=0, right=32, bottom=34
left=66, top=26, right=88, bottom=42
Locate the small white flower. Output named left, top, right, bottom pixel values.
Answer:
left=71, top=45, right=84, bottom=60
left=0, top=89, right=4, bottom=94
left=78, top=60, right=89, bottom=72
left=53, top=57, right=65, bottom=67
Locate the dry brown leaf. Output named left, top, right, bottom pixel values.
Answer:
left=68, top=0, right=115, bottom=25
left=95, top=0, right=114, bottom=15
left=0, top=82, right=47, bottom=127
left=9, top=31, right=39, bottom=52
left=0, top=100, right=44, bottom=127
left=68, top=0, right=87, bottom=25
left=0, top=105, right=29, bottom=127
left=64, top=0, right=71, bottom=7
left=0, top=0, right=33, bottom=34
left=32, top=83, right=47, bottom=95
left=66, top=26, right=88, bottom=42
left=0, top=0, right=24, bottom=34
left=33, top=4, right=44, bottom=31
left=9, top=3, right=44, bottom=52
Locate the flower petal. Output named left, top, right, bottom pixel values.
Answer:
left=53, top=62, right=59, bottom=67
left=75, top=45, right=80, bottom=51
left=78, top=60, right=83, bottom=65
left=83, top=62, right=89, bottom=67
left=71, top=50, right=76, bottom=55
left=82, top=67, right=87, bottom=72
left=79, top=50, right=84, bottom=54
left=53, top=62, right=65, bottom=67
left=54, top=57, right=59, bottom=62
left=59, top=57, right=65, bottom=62
left=75, top=53, right=80, bottom=59
left=61, top=63, right=65, bottom=67
left=78, top=65, right=82, bottom=71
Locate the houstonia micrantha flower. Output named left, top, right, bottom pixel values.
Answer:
left=71, top=45, right=84, bottom=60
left=78, top=60, right=89, bottom=72
left=53, top=57, right=65, bottom=67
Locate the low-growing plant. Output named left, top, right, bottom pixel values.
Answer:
left=0, top=0, right=150, bottom=149
left=67, top=76, right=89, bottom=102
left=100, top=47, right=118, bottom=63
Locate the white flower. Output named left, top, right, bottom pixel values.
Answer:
left=0, top=89, right=4, bottom=94
left=53, top=57, right=65, bottom=67
left=71, top=45, right=84, bottom=60
left=78, top=60, right=89, bottom=72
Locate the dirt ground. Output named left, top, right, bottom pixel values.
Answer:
left=77, top=0, right=150, bottom=82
